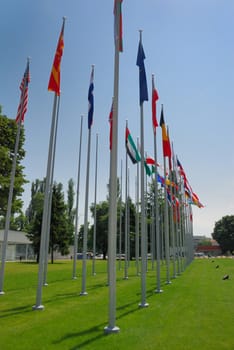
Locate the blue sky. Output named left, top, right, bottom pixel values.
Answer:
left=1, top=0, right=233, bottom=237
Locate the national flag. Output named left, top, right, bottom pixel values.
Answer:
left=144, top=160, right=152, bottom=176
left=159, top=105, right=171, bottom=158
left=152, top=75, right=159, bottom=134
left=136, top=38, right=148, bottom=105
left=88, top=66, right=94, bottom=129
left=114, top=0, right=123, bottom=52
left=15, top=60, right=30, bottom=124
left=48, top=20, right=65, bottom=96
left=109, top=100, right=113, bottom=150
left=125, top=127, right=141, bottom=164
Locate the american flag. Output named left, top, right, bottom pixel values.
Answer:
left=15, top=61, right=30, bottom=124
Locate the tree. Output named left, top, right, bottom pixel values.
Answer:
left=26, top=179, right=73, bottom=262
left=0, top=107, right=27, bottom=228
left=67, top=178, right=75, bottom=242
left=212, top=215, right=234, bottom=254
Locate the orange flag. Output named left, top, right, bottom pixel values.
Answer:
left=48, top=19, right=65, bottom=95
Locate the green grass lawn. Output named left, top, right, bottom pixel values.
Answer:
left=0, top=258, right=233, bottom=350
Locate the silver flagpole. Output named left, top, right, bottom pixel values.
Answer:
left=81, top=67, right=94, bottom=295
left=0, top=59, right=30, bottom=294
left=135, top=138, right=140, bottom=275
left=163, top=156, right=171, bottom=285
left=43, top=95, right=60, bottom=285
left=152, top=75, right=162, bottom=293
left=72, top=115, right=84, bottom=279
left=92, top=133, right=98, bottom=275
left=118, top=159, right=123, bottom=270
left=104, top=0, right=121, bottom=334
left=138, top=31, right=148, bottom=308
left=33, top=93, right=58, bottom=309
left=124, top=121, right=128, bottom=279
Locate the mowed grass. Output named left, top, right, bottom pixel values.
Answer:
left=0, top=258, right=233, bottom=350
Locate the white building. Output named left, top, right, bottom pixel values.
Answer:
left=0, top=230, right=35, bottom=261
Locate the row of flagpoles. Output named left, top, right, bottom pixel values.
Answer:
left=0, top=1, right=203, bottom=334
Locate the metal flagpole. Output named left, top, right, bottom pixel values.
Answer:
left=138, top=30, right=148, bottom=308
left=124, top=121, right=129, bottom=279
left=118, top=159, right=123, bottom=270
left=73, top=115, right=84, bottom=279
left=0, top=59, right=30, bottom=294
left=33, top=93, right=58, bottom=310
left=92, top=133, right=98, bottom=275
left=163, top=156, right=171, bottom=285
left=104, top=0, right=121, bottom=334
left=43, top=95, right=60, bottom=285
left=135, top=138, right=140, bottom=276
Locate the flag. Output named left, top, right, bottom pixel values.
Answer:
left=16, top=61, right=30, bottom=124
left=88, top=66, right=94, bottom=129
left=136, top=38, right=148, bottom=105
left=114, top=0, right=123, bottom=52
left=48, top=20, right=65, bottom=95
left=125, top=127, right=141, bottom=164
left=109, top=101, right=113, bottom=150
left=152, top=75, right=159, bottom=134
left=160, top=106, right=171, bottom=158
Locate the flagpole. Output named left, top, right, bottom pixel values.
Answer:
left=73, top=115, right=84, bottom=279
left=80, top=65, right=94, bottom=295
left=43, top=95, right=60, bottom=284
left=0, top=59, right=30, bottom=295
left=135, top=138, right=140, bottom=276
left=124, top=121, right=129, bottom=280
left=118, top=159, right=123, bottom=270
left=138, top=30, right=148, bottom=308
left=72, top=115, right=83, bottom=279
left=33, top=92, right=58, bottom=309
left=92, top=133, right=98, bottom=275
left=104, top=0, right=121, bottom=334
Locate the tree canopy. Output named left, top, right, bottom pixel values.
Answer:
left=212, top=215, right=234, bottom=254
left=0, top=106, right=27, bottom=228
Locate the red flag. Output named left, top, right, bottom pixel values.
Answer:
left=48, top=20, right=65, bottom=95
left=16, top=61, right=30, bottom=124
left=109, top=101, right=113, bottom=150
left=152, top=75, right=159, bottom=134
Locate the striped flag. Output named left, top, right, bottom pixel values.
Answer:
left=15, top=61, right=30, bottom=124
left=159, top=105, right=171, bottom=158
left=152, top=75, right=159, bottom=134
left=48, top=20, right=65, bottom=96
left=114, top=0, right=123, bottom=52
left=125, top=127, right=141, bottom=164
left=88, top=66, right=94, bottom=129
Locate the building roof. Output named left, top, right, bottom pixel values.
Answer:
left=0, top=230, right=31, bottom=244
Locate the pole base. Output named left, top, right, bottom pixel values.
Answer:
left=43, top=283, right=48, bottom=286
left=32, top=304, right=44, bottom=311
left=104, top=325, right=120, bottom=334
left=139, top=302, right=149, bottom=308
left=123, top=276, right=128, bottom=280
left=0, top=291, right=5, bottom=295
left=155, top=289, right=163, bottom=293
left=80, top=291, right=88, bottom=296
left=72, top=276, right=77, bottom=280
left=166, top=281, right=172, bottom=285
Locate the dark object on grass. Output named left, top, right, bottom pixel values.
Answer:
left=222, top=275, right=229, bottom=280
left=216, top=265, right=219, bottom=268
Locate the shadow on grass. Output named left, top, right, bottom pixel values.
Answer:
left=0, top=304, right=32, bottom=319
left=53, top=299, right=143, bottom=349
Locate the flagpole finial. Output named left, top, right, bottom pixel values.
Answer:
left=139, top=29, right=143, bottom=42
left=27, top=57, right=31, bottom=64
left=62, top=16, right=66, bottom=21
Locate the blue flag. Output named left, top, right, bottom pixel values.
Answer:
left=136, top=40, right=148, bottom=105
left=88, top=66, right=94, bottom=129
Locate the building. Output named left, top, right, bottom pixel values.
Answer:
left=0, top=230, right=35, bottom=261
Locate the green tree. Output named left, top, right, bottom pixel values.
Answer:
left=212, top=215, right=234, bottom=254
left=26, top=179, right=73, bottom=262
left=0, top=107, right=27, bottom=228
